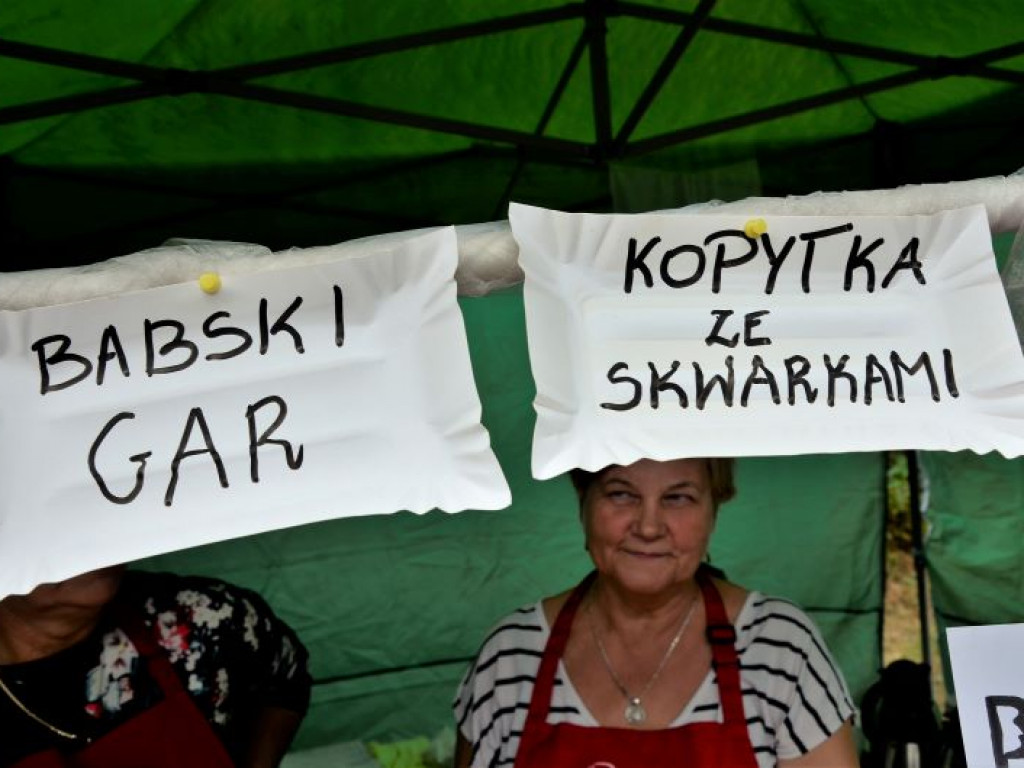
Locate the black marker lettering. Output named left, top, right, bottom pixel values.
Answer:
left=844, top=235, right=883, bottom=292
left=648, top=362, right=687, bottom=409
left=145, top=319, right=198, bottom=376
left=864, top=354, right=895, bottom=405
left=706, top=230, right=757, bottom=294
left=785, top=355, right=818, bottom=405
left=824, top=354, right=857, bottom=406
left=333, top=285, right=345, bottom=347
left=259, top=296, right=305, bottom=355
left=246, top=395, right=304, bottom=483
left=799, top=224, right=854, bottom=293
left=202, top=311, right=253, bottom=361
left=31, top=334, right=92, bottom=395
left=624, top=237, right=660, bottom=293
left=705, top=310, right=738, bottom=348
left=660, top=245, right=705, bottom=289
left=165, top=407, right=229, bottom=507
left=743, top=310, right=771, bottom=347
left=881, top=237, right=926, bottom=289
left=890, top=351, right=939, bottom=402
left=985, top=695, right=1024, bottom=768
left=943, top=348, right=960, bottom=398
left=600, top=362, right=641, bottom=411
left=87, top=412, right=151, bottom=505
left=741, top=355, right=781, bottom=406
left=96, top=326, right=130, bottom=386
left=762, top=234, right=797, bottom=295
left=694, top=356, right=735, bottom=410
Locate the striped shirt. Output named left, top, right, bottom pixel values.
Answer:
left=454, top=592, right=855, bottom=768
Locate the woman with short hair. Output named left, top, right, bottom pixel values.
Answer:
left=454, top=457, right=858, bottom=767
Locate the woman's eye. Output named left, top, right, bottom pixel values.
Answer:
left=663, top=493, right=695, bottom=505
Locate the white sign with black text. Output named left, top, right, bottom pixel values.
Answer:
left=948, top=623, right=1024, bottom=768
left=0, top=227, right=510, bottom=597
left=511, top=203, right=1024, bottom=479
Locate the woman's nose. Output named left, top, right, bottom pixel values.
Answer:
left=635, top=500, right=665, bottom=538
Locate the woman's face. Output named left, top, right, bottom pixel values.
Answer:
left=583, top=458, right=715, bottom=596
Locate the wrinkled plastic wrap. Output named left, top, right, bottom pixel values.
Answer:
left=1000, top=215, right=1024, bottom=343
left=1, top=173, right=1022, bottom=309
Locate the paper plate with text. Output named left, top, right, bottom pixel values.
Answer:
left=0, top=227, right=510, bottom=597
left=510, top=202, right=1024, bottom=479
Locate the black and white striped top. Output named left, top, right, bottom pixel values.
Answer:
left=453, top=592, right=855, bottom=768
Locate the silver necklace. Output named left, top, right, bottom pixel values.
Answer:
left=586, top=591, right=699, bottom=726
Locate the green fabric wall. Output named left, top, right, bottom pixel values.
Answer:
left=136, top=285, right=885, bottom=750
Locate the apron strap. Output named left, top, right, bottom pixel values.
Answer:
left=520, top=571, right=596, bottom=734
left=112, top=603, right=188, bottom=700
left=698, top=571, right=745, bottom=727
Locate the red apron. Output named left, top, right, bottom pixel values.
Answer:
left=13, top=610, right=235, bottom=768
left=514, top=571, right=760, bottom=768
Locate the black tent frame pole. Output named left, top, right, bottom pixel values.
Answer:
left=624, top=62, right=984, bottom=157
left=6, top=8, right=1020, bottom=89
left=4, top=9, right=1022, bottom=88
left=218, top=5, right=586, bottom=79
left=586, top=0, right=613, bottom=158
left=615, top=2, right=1024, bottom=85
left=0, top=83, right=169, bottom=126
left=611, top=0, right=717, bottom=153
left=493, top=30, right=590, bottom=218
left=905, top=449, right=933, bottom=678
left=0, top=75, right=592, bottom=159
left=0, top=6, right=586, bottom=83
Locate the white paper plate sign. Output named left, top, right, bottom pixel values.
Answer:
left=948, top=624, right=1024, bottom=768
left=0, top=227, right=511, bottom=598
left=510, top=203, right=1024, bottom=479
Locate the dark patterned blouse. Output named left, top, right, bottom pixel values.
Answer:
left=0, top=571, right=311, bottom=766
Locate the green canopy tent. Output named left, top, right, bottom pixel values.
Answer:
left=2, top=2, right=1024, bottom=764
left=2, top=0, right=1023, bottom=266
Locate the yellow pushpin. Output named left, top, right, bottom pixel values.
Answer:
left=198, top=271, right=222, bottom=295
left=744, top=218, right=768, bottom=239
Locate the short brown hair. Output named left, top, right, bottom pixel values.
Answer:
left=569, top=458, right=736, bottom=510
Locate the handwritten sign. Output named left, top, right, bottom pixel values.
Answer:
left=0, top=227, right=510, bottom=597
left=510, top=203, right=1024, bottom=479
left=948, top=624, right=1024, bottom=767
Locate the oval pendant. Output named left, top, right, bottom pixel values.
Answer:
left=624, top=697, right=646, bottom=725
